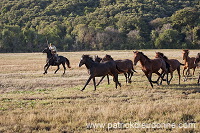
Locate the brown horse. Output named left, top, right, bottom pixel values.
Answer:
left=195, top=53, right=200, bottom=84
left=182, top=49, right=197, bottom=81
left=155, top=52, right=184, bottom=84
left=133, top=51, right=169, bottom=88
left=79, top=55, right=121, bottom=91
left=94, top=55, right=110, bottom=85
left=101, top=54, right=136, bottom=84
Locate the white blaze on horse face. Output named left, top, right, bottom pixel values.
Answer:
left=79, top=57, right=84, bottom=67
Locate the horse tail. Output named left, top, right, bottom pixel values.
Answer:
left=131, top=66, right=137, bottom=73
left=65, top=58, right=71, bottom=68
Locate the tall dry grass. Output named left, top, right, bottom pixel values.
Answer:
left=0, top=50, right=199, bottom=132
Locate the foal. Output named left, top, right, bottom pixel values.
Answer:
left=79, top=55, right=121, bottom=91
left=182, top=49, right=197, bottom=81
left=133, top=51, right=169, bottom=88
left=155, top=52, right=184, bottom=84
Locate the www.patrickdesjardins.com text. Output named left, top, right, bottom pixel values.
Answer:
left=86, top=122, right=196, bottom=130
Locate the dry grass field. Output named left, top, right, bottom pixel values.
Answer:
left=0, top=49, right=200, bottom=133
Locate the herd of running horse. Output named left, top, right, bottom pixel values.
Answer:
left=42, top=47, right=200, bottom=91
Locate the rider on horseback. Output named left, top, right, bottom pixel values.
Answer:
left=49, top=43, right=59, bottom=63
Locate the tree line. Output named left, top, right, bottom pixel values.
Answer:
left=0, top=0, right=199, bottom=52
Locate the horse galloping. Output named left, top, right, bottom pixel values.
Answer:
left=79, top=55, right=122, bottom=91
left=42, top=47, right=71, bottom=75
left=101, top=54, right=136, bottom=84
left=182, top=49, right=197, bottom=81
left=133, top=51, right=169, bottom=88
left=155, top=52, right=184, bottom=84
left=94, top=55, right=110, bottom=85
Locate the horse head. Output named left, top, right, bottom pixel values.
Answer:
left=79, top=55, right=93, bottom=67
left=94, top=55, right=102, bottom=63
left=102, top=54, right=113, bottom=62
left=42, top=47, right=51, bottom=53
left=155, top=52, right=163, bottom=58
left=182, top=49, right=189, bottom=60
left=155, top=52, right=168, bottom=60
left=133, top=51, right=141, bottom=65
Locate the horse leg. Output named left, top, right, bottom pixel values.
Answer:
left=114, top=74, right=121, bottom=89
left=192, top=67, right=196, bottom=80
left=93, top=77, right=96, bottom=91
left=155, top=71, right=162, bottom=85
left=124, top=73, right=128, bottom=84
left=44, top=63, right=48, bottom=71
left=81, top=76, right=92, bottom=91
left=166, top=71, right=169, bottom=85
left=184, top=68, right=189, bottom=81
left=145, top=73, right=153, bottom=88
left=62, top=63, right=66, bottom=75
left=193, top=67, right=196, bottom=75
left=183, top=67, right=186, bottom=77
left=177, top=67, right=181, bottom=84
left=54, top=65, right=60, bottom=74
left=130, top=71, right=134, bottom=82
left=96, top=76, right=106, bottom=86
left=43, top=64, right=50, bottom=74
left=128, top=71, right=133, bottom=83
left=168, top=72, right=173, bottom=85
left=107, top=74, right=110, bottom=85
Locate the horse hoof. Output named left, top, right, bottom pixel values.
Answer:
left=119, top=83, right=121, bottom=87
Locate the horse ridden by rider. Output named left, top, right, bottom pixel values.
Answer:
left=49, top=43, right=59, bottom=63
left=42, top=44, right=71, bottom=75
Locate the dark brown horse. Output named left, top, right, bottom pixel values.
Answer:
left=79, top=55, right=121, bottom=91
left=155, top=52, right=184, bottom=84
left=94, top=55, right=102, bottom=63
left=133, top=51, right=169, bottom=88
left=195, top=53, right=200, bottom=84
left=101, top=54, right=136, bottom=84
left=42, top=47, right=71, bottom=75
left=94, top=55, right=110, bottom=85
left=182, top=49, right=197, bottom=81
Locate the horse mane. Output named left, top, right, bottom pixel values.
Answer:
left=140, top=52, right=150, bottom=60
